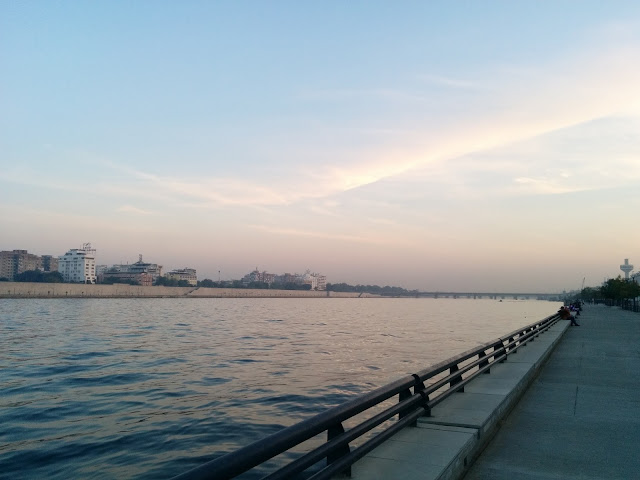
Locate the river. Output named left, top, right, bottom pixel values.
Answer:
left=0, top=297, right=559, bottom=479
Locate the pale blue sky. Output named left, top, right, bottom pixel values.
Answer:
left=2, top=1, right=639, bottom=292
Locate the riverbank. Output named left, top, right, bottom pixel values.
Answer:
left=0, top=281, right=379, bottom=298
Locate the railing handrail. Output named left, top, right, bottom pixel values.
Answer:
left=171, top=313, right=561, bottom=480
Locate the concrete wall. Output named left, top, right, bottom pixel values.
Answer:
left=0, top=282, right=195, bottom=298
left=0, top=282, right=375, bottom=298
left=187, top=287, right=377, bottom=298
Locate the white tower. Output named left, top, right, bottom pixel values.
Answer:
left=620, top=258, right=634, bottom=279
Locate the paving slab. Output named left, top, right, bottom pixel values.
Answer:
left=464, top=305, right=640, bottom=480
left=350, top=424, right=477, bottom=480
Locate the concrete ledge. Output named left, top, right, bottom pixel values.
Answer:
left=0, top=282, right=375, bottom=298
left=350, top=320, right=571, bottom=480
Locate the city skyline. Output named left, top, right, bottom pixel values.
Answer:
left=2, top=2, right=640, bottom=292
left=0, top=248, right=640, bottom=294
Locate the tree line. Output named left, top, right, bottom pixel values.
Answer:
left=580, top=276, right=640, bottom=304
left=194, top=280, right=417, bottom=295
left=197, top=279, right=313, bottom=290
left=0, top=270, right=64, bottom=283
left=3, top=272, right=420, bottom=296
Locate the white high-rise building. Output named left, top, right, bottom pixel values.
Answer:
left=58, top=243, right=97, bottom=284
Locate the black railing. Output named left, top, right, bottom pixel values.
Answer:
left=171, top=314, right=561, bottom=480
left=595, top=298, right=640, bottom=312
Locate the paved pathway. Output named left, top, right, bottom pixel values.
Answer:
left=464, top=305, right=640, bottom=480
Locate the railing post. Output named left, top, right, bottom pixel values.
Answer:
left=420, top=391, right=431, bottom=417
left=479, top=349, right=490, bottom=374
left=398, top=388, right=413, bottom=423
left=450, top=364, right=464, bottom=392
left=327, top=423, right=351, bottom=477
left=400, top=375, right=427, bottom=426
left=497, top=340, right=506, bottom=362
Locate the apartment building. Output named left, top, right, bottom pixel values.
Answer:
left=0, top=249, right=58, bottom=280
left=166, top=268, right=197, bottom=286
left=58, top=243, right=97, bottom=284
left=102, top=255, right=163, bottom=283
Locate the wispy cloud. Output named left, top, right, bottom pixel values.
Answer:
left=4, top=43, right=639, bottom=211
left=417, top=73, right=477, bottom=89
left=248, top=224, right=412, bottom=246
left=117, top=205, right=154, bottom=215
left=299, top=88, right=429, bottom=103
left=511, top=177, right=580, bottom=195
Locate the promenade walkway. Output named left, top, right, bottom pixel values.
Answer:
left=464, top=305, right=640, bottom=479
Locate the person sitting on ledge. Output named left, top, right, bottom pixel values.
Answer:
left=558, top=305, right=580, bottom=326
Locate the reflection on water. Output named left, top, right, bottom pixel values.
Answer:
left=0, top=298, right=558, bottom=479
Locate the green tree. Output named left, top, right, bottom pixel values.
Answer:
left=326, top=282, right=415, bottom=296
left=14, top=270, right=45, bottom=282
left=43, top=271, right=64, bottom=283
left=580, top=286, right=601, bottom=301
left=598, top=276, right=640, bottom=305
left=13, top=270, right=64, bottom=283
left=600, top=276, right=627, bottom=301
left=156, top=276, right=179, bottom=286
left=101, top=276, right=140, bottom=286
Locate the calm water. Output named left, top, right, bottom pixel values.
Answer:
left=0, top=297, right=559, bottom=479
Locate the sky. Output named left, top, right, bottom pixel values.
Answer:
left=1, top=1, right=639, bottom=293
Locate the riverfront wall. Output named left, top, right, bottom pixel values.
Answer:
left=0, top=282, right=376, bottom=298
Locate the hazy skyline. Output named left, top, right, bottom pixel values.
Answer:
left=2, top=2, right=639, bottom=292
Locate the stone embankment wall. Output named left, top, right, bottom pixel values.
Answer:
left=0, top=282, right=375, bottom=298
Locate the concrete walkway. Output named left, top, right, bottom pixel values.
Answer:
left=464, top=305, right=640, bottom=480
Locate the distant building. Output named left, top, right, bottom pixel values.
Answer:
left=99, top=255, right=163, bottom=284
left=314, top=273, right=327, bottom=291
left=277, top=273, right=298, bottom=285
left=58, top=243, right=97, bottom=284
left=301, top=270, right=326, bottom=290
left=166, top=268, right=197, bottom=286
left=96, top=265, right=109, bottom=276
left=242, top=268, right=275, bottom=285
left=126, top=255, right=163, bottom=282
left=247, top=269, right=327, bottom=290
left=41, top=255, right=59, bottom=273
left=0, top=249, right=58, bottom=280
left=98, top=270, right=152, bottom=286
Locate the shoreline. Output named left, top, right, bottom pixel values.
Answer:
left=0, top=282, right=380, bottom=299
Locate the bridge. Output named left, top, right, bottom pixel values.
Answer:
left=416, top=291, right=563, bottom=300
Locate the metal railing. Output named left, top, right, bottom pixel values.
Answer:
left=171, top=314, right=561, bottom=480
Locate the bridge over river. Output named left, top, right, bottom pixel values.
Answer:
left=170, top=305, right=638, bottom=480
left=416, top=291, right=563, bottom=300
